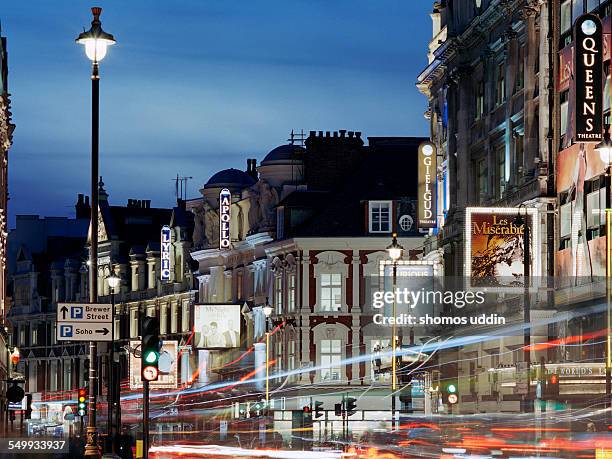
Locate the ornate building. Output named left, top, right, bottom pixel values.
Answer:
left=0, top=25, right=14, bottom=428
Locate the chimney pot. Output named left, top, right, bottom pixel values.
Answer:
left=309, top=131, right=316, bottom=137
left=348, top=131, right=354, bottom=138
left=333, top=131, right=338, bottom=137
left=325, top=131, right=331, bottom=137
left=339, top=130, right=346, bottom=137
left=318, top=131, right=323, bottom=137
left=355, top=131, right=362, bottom=139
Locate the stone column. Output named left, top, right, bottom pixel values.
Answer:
left=521, top=4, right=540, bottom=176
left=351, top=252, right=361, bottom=382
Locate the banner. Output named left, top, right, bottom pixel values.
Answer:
left=465, top=207, right=539, bottom=290
left=194, top=304, right=241, bottom=348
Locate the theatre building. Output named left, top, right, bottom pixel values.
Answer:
left=188, top=131, right=444, bottom=443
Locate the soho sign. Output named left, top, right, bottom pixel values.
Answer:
left=574, top=14, right=603, bottom=142
left=219, top=188, right=231, bottom=250
left=417, top=141, right=437, bottom=228
left=160, top=225, right=171, bottom=281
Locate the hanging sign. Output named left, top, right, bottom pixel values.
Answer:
left=418, top=141, right=437, bottom=228
left=219, top=188, right=231, bottom=250
left=574, top=13, right=603, bottom=142
left=161, top=225, right=171, bottom=281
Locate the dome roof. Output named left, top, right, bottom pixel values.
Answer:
left=204, top=168, right=256, bottom=189
left=261, top=144, right=305, bottom=165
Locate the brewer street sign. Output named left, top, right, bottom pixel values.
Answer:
left=56, top=303, right=112, bottom=323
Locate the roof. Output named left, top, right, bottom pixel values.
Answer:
left=286, top=136, right=427, bottom=237
left=204, top=168, right=256, bottom=189
left=261, top=144, right=305, bottom=165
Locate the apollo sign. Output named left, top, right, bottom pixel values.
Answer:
left=219, top=188, right=231, bottom=250
left=417, top=141, right=437, bottom=228
left=161, top=225, right=171, bottom=281
left=574, top=14, right=603, bottom=142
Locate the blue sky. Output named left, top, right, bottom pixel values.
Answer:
left=1, top=1, right=431, bottom=224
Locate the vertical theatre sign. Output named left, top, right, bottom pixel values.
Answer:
left=417, top=141, right=437, bottom=228
left=160, top=225, right=171, bottom=281
left=219, top=188, right=231, bottom=250
left=574, top=13, right=603, bottom=142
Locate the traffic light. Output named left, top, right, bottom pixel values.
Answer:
left=443, top=379, right=458, bottom=405
left=302, top=405, right=311, bottom=415
left=77, top=388, right=87, bottom=417
left=345, top=397, right=357, bottom=416
left=141, top=316, right=161, bottom=381
left=334, top=403, right=342, bottom=416
left=314, top=401, right=324, bottom=419
left=545, top=373, right=560, bottom=399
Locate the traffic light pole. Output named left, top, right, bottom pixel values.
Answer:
left=143, top=379, right=149, bottom=459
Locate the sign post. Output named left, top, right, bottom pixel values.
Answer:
left=56, top=303, right=113, bottom=342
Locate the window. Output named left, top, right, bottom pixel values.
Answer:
left=516, top=46, right=525, bottom=92
left=31, top=325, right=38, bottom=346
left=560, top=202, right=573, bottom=244
left=476, top=158, right=488, bottom=203
left=496, top=62, right=505, bottom=106
left=514, top=133, right=524, bottom=179
left=560, top=91, right=569, bottom=139
left=496, top=144, right=506, bottom=199
left=130, top=309, right=138, bottom=337
left=237, top=270, right=244, bottom=301
left=288, top=340, right=296, bottom=381
left=275, top=340, right=283, bottom=382
left=369, top=201, right=392, bottom=233
left=398, top=215, right=414, bottom=232
left=588, top=0, right=599, bottom=12
left=320, top=339, right=342, bottom=381
left=560, top=0, right=572, bottom=35
left=475, top=80, right=485, bottom=119
left=586, top=188, right=606, bottom=239
left=276, top=208, right=285, bottom=239
left=287, top=274, right=296, bottom=313
left=274, top=276, right=283, bottom=315
left=319, top=273, right=342, bottom=312
left=181, top=301, right=190, bottom=333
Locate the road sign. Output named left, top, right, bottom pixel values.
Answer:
left=56, top=322, right=112, bottom=342
left=57, top=303, right=112, bottom=323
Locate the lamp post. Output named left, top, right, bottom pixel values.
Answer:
left=106, top=272, right=120, bottom=451
left=594, top=126, right=612, bottom=416
left=263, top=298, right=273, bottom=408
left=76, top=7, right=115, bottom=457
left=386, top=233, right=404, bottom=430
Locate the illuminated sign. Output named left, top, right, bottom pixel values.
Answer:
left=464, top=207, right=539, bottom=291
left=417, top=141, right=437, bottom=228
left=574, top=13, right=603, bottom=142
left=161, top=225, right=171, bottom=281
left=219, top=188, right=231, bottom=250
left=194, top=304, right=241, bottom=348
left=129, top=340, right=178, bottom=389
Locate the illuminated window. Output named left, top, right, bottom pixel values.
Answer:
left=320, top=339, right=342, bottom=381
left=288, top=340, right=296, bottom=382
left=369, top=201, right=392, bottom=233
left=287, top=274, right=296, bottom=313
left=475, top=79, right=485, bottom=119
left=560, top=91, right=569, bottom=138
left=319, top=273, right=342, bottom=312
left=274, top=276, right=283, bottom=315
left=514, top=133, right=524, bottom=180
left=496, top=144, right=506, bottom=199
left=560, top=0, right=571, bottom=35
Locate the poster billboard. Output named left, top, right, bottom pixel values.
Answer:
left=465, top=207, right=539, bottom=290
left=194, top=304, right=241, bottom=348
left=129, top=340, right=178, bottom=390
left=417, top=141, right=437, bottom=228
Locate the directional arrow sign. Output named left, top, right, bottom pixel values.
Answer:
left=56, top=322, right=112, bottom=342
left=56, top=303, right=112, bottom=323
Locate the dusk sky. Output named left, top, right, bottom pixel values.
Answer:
left=2, top=1, right=431, bottom=225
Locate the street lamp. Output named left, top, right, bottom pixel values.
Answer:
left=106, top=272, right=120, bottom=450
left=595, top=125, right=612, bottom=415
left=386, top=233, right=404, bottom=430
left=76, top=7, right=115, bottom=457
left=263, top=298, right=272, bottom=407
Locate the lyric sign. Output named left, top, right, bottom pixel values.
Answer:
left=417, top=141, right=437, bottom=228
left=219, top=188, right=231, bottom=250
left=161, top=225, right=171, bottom=281
left=574, top=13, right=603, bottom=142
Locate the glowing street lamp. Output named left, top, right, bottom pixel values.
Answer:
left=76, top=8, right=116, bottom=64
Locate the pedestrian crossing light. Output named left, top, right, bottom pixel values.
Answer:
left=77, top=388, right=87, bottom=417
left=141, top=316, right=161, bottom=381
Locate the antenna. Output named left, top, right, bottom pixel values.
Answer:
left=172, top=175, right=193, bottom=202
left=287, top=129, right=306, bottom=147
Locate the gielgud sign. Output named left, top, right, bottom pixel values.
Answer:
left=574, top=13, right=603, bottom=142
left=417, top=141, right=437, bottom=228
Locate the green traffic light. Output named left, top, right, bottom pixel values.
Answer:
left=144, top=350, right=159, bottom=364
left=447, top=384, right=457, bottom=394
